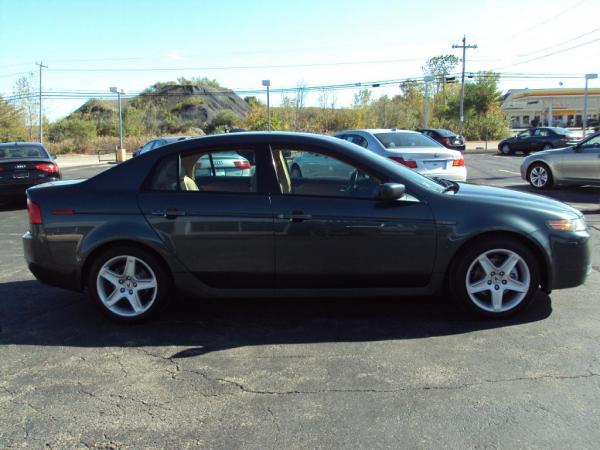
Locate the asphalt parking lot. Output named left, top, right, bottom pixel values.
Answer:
left=1, top=154, right=599, bottom=448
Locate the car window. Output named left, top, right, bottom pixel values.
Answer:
left=581, top=135, right=600, bottom=147
left=0, top=145, right=48, bottom=159
left=150, top=149, right=257, bottom=193
left=374, top=132, right=442, bottom=148
left=533, top=129, right=549, bottom=137
left=348, top=134, right=369, bottom=148
left=518, top=130, right=531, bottom=139
left=271, top=147, right=382, bottom=199
left=181, top=149, right=256, bottom=193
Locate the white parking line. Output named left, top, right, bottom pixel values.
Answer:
left=498, top=169, right=520, bottom=175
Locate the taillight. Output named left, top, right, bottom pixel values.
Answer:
left=27, top=199, right=42, bottom=224
left=35, top=163, right=59, bottom=174
left=452, top=156, right=465, bottom=167
left=233, top=160, right=251, bottom=169
left=389, top=156, right=417, bottom=169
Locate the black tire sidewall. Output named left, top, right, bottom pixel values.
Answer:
left=450, top=238, right=541, bottom=318
left=87, top=245, right=171, bottom=322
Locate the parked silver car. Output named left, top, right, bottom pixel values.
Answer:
left=521, top=131, right=600, bottom=189
left=334, top=129, right=467, bottom=182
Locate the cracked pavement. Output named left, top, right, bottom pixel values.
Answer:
left=1, top=159, right=600, bottom=448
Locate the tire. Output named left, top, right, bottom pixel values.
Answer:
left=500, top=144, right=512, bottom=155
left=449, top=237, right=540, bottom=318
left=542, top=144, right=552, bottom=151
left=527, top=162, right=553, bottom=190
left=291, top=165, right=302, bottom=179
left=87, top=245, right=172, bottom=323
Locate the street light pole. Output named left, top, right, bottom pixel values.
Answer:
left=110, top=86, right=125, bottom=149
left=262, top=79, right=271, bottom=131
left=583, top=73, right=598, bottom=136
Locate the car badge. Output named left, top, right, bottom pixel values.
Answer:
left=15, top=164, right=26, bottom=169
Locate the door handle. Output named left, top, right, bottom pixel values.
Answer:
left=277, top=212, right=313, bottom=222
left=152, top=208, right=186, bottom=219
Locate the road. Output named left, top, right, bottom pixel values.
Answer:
left=1, top=156, right=599, bottom=448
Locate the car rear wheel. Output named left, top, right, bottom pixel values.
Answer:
left=291, top=165, right=302, bottom=179
left=450, top=238, right=540, bottom=318
left=500, top=144, right=512, bottom=155
left=527, top=163, right=553, bottom=189
left=87, top=246, right=171, bottom=322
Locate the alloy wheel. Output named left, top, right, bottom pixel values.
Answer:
left=501, top=144, right=511, bottom=155
left=96, top=255, right=158, bottom=317
left=529, top=165, right=548, bottom=188
left=465, top=249, right=531, bottom=313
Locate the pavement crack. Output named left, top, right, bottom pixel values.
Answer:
left=266, top=407, right=280, bottom=450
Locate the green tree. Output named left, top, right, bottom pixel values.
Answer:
left=12, top=73, right=39, bottom=141
left=0, top=96, right=27, bottom=141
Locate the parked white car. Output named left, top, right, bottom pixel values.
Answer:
left=334, top=129, right=467, bottom=182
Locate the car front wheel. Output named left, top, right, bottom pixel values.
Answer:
left=500, top=144, right=512, bottom=155
left=87, top=246, right=171, bottom=322
left=527, top=163, right=553, bottom=189
left=450, top=238, right=540, bottom=318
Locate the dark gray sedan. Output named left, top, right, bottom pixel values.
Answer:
left=23, top=132, right=591, bottom=322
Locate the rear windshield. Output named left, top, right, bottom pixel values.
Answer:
left=432, top=129, right=457, bottom=137
left=0, top=145, right=48, bottom=159
left=375, top=133, right=443, bottom=149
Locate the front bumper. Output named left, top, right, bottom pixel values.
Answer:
left=23, top=231, right=82, bottom=291
left=546, top=230, right=591, bottom=290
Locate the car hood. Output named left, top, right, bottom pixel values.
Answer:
left=455, top=182, right=579, bottom=217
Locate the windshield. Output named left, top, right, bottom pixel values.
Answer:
left=0, top=145, right=48, bottom=159
left=375, top=132, right=443, bottom=149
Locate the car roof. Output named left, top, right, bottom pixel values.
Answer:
left=0, top=142, right=45, bottom=147
left=421, top=128, right=457, bottom=137
left=337, top=129, right=421, bottom=135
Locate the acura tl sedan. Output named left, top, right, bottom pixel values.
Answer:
left=521, top=131, right=600, bottom=189
left=23, top=132, right=590, bottom=322
left=335, top=129, right=466, bottom=182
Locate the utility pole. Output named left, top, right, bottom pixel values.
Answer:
left=262, top=79, right=271, bottom=131
left=452, top=35, right=477, bottom=134
left=35, top=61, right=47, bottom=144
left=423, top=75, right=434, bottom=128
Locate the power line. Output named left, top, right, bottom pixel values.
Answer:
left=517, top=26, right=600, bottom=57
left=495, top=36, right=600, bottom=70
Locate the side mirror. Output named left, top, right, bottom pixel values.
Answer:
left=378, top=183, right=406, bottom=201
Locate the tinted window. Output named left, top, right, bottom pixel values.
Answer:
left=150, top=155, right=178, bottom=191
left=348, top=134, right=369, bottom=148
left=0, top=145, right=48, bottom=159
left=374, top=132, right=442, bottom=149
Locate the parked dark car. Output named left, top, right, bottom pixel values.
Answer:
left=417, top=128, right=465, bottom=151
left=0, top=142, right=61, bottom=201
left=498, top=127, right=580, bottom=155
left=23, top=132, right=590, bottom=322
left=132, top=136, right=192, bottom=157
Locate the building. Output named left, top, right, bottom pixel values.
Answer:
left=501, top=88, right=600, bottom=128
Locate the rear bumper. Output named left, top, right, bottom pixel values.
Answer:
left=0, top=177, right=60, bottom=198
left=417, top=166, right=467, bottom=182
left=23, top=231, right=82, bottom=291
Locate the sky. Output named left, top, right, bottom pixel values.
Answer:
left=1, top=0, right=600, bottom=120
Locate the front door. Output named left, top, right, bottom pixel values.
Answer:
left=269, top=145, right=436, bottom=289
left=137, top=145, right=275, bottom=289
left=561, top=135, right=600, bottom=182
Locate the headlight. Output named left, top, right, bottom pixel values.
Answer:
left=547, top=217, right=587, bottom=231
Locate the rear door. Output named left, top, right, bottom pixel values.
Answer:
left=137, top=144, right=275, bottom=289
